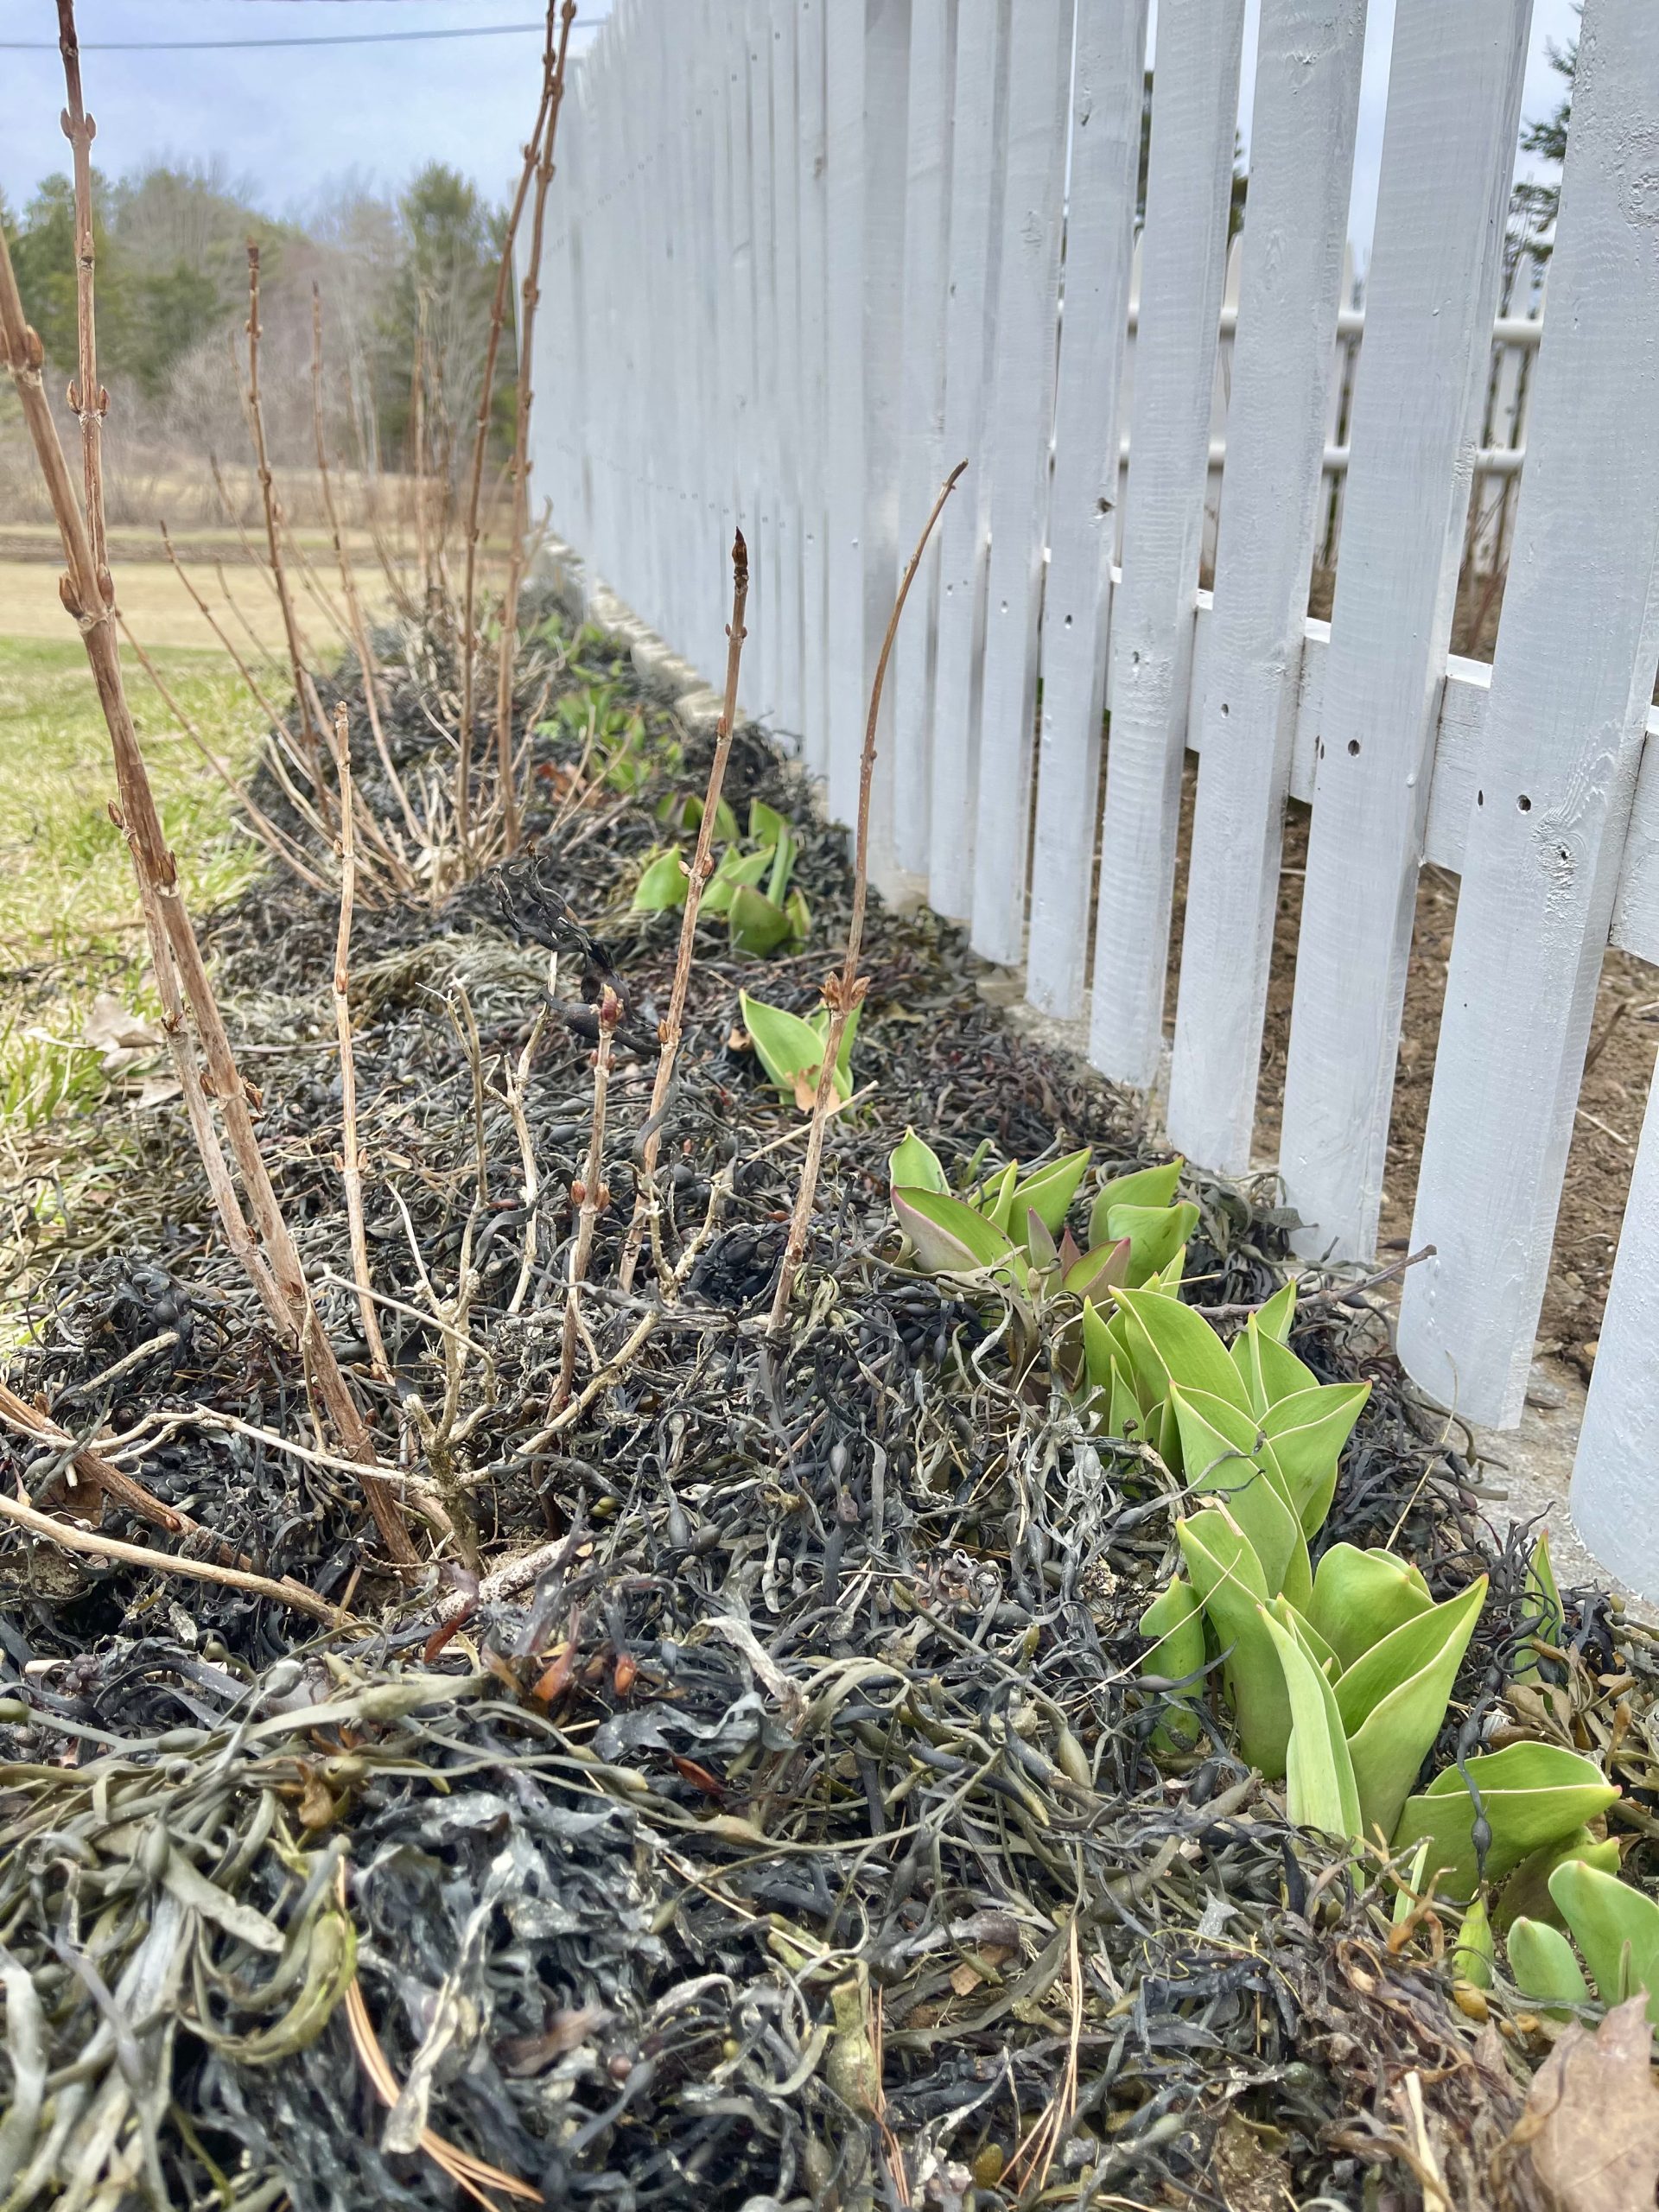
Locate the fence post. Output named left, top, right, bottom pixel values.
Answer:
left=795, top=0, right=830, bottom=775
left=1087, top=0, right=1246, bottom=1090
left=1026, top=0, right=1148, bottom=1024
left=1165, top=0, right=1367, bottom=1174
left=969, top=0, right=1075, bottom=969
left=891, top=0, right=958, bottom=878
left=1274, top=0, right=1529, bottom=1260
left=747, top=0, right=782, bottom=728
left=928, top=0, right=1011, bottom=922
left=769, top=0, right=805, bottom=750
left=1397, top=0, right=1659, bottom=1446
left=824, top=0, right=910, bottom=872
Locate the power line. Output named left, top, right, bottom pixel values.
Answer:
left=0, top=17, right=598, bottom=52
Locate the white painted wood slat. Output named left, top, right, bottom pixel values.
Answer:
left=823, top=7, right=868, bottom=824
left=1087, top=0, right=1247, bottom=1087
left=1025, top=0, right=1148, bottom=1022
left=1274, top=0, right=1531, bottom=1262
left=1165, top=0, right=1368, bottom=1175
left=891, top=0, right=958, bottom=877
left=1399, top=0, right=1659, bottom=1430
left=795, top=0, right=830, bottom=776
left=969, top=0, right=1075, bottom=967
left=769, top=0, right=804, bottom=749
left=927, top=0, right=1010, bottom=920
left=747, top=0, right=781, bottom=725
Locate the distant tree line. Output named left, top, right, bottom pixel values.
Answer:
left=0, top=157, right=510, bottom=479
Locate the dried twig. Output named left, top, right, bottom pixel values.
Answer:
left=554, top=984, right=622, bottom=1413
left=457, top=1, right=561, bottom=859
left=493, top=0, right=579, bottom=854
left=620, top=528, right=749, bottom=1292
left=312, top=283, right=423, bottom=846
left=330, top=704, right=391, bottom=1380
left=767, top=462, right=966, bottom=1333
left=245, top=240, right=327, bottom=800
left=116, top=611, right=334, bottom=895
left=0, top=1488, right=345, bottom=1626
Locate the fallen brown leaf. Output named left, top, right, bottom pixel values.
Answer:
left=1508, top=1996, right=1659, bottom=2212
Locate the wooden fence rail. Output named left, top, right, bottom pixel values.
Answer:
left=531, top=0, right=1659, bottom=1595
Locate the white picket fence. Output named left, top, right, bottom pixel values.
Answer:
left=531, top=0, right=1659, bottom=1595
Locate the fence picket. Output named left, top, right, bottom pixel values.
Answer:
left=1087, top=0, right=1246, bottom=1088
left=928, top=0, right=1010, bottom=920
left=1165, top=0, right=1367, bottom=1174
left=795, top=0, right=830, bottom=772
left=1399, top=0, right=1659, bottom=1429
left=769, top=0, right=804, bottom=747
left=891, top=0, right=958, bottom=877
left=747, top=0, right=781, bottom=726
left=969, top=0, right=1076, bottom=968
left=1275, top=0, right=1530, bottom=1261
left=1026, top=0, right=1148, bottom=1023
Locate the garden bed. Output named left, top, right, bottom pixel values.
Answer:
left=2, top=599, right=1655, bottom=2212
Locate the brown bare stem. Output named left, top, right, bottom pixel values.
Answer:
left=245, top=240, right=327, bottom=804
left=0, top=1488, right=347, bottom=1627
left=553, top=983, right=621, bottom=1414
left=767, top=461, right=967, bottom=1335
left=56, top=0, right=107, bottom=589
left=160, top=520, right=289, bottom=725
left=312, top=283, right=422, bottom=846
left=457, top=0, right=560, bottom=859
left=118, top=613, right=334, bottom=896
left=619, top=529, right=750, bottom=1293
left=494, top=0, right=579, bottom=855
left=0, top=24, right=415, bottom=1567
left=330, top=703, right=391, bottom=1380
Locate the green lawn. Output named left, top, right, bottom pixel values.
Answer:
left=0, top=634, right=262, bottom=1128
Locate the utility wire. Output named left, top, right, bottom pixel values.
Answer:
left=0, top=18, right=598, bottom=52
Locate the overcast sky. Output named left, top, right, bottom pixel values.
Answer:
left=2, top=0, right=1580, bottom=257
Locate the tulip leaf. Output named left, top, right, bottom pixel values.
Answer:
left=1336, top=1577, right=1489, bottom=1845
left=1013, top=1148, right=1091, bottom=1236
left=727, top=883, right=793, bottom=955
left=631, top=846, right=690, bottom=912
left=975, top=1161, right=1020, bottom=1238
left=1108, top=1357, right=1146, bottom=1441
left=1233, top=1314, right=1322, bottom=1417
left=1087, top=1158, right=1183, bottom=1250
left=1261, top=1600, right=1362, bottom=1843
left=1063, top=1237, right=1132, bottom=1305
left=1259, top=1382, right=1371, bottom=1535
left=1505, top=1916, right=1590, bottom=2017
left=1141, top=1576, right=1206, bottom=1751
left=1496, top=1829, right=1622, bottom=1934
left=1024, top=1206, right=1058, bottom=1272
left=1110, top=1287, right=1254, bottom=1440
left=1170, top=1385, right=1309, bottom=1610
left=1179, top=1509, right=1290, bottom=1777
left=1255, top=1280, right=1297, bottom=1344
left=749, top=798, right=790, bottom=847
left=740, top=992, right=858, bottom=1109
left=1307, top=1543, right=1433, bottom=1674
left=702, top=843, right=773, bottom=915
left=1549, top=1858, right=1659, bottom=2020
left=1394, top=1743, right=1620, bottom=1899
left=1516, top=1529, right=1567, bottom=1682
left=1106, top=1200, right=1202, bottom=1288
left=888, top=1128, right=948, bottom=1196
left=893, top=1185, right=1018, bottom=1276
left=1453, top=1895, right=1497, bottom=1989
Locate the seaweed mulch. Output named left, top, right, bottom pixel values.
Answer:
left=3, top=594, right=1656, bottom=2212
